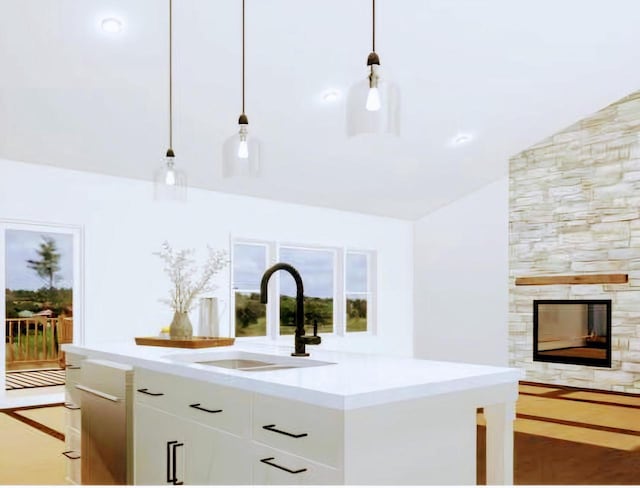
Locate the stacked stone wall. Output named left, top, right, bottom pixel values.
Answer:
left=509, top=91, right=640, bottom=392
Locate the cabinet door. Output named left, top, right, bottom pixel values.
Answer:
left=135, top=403, right=248, bottom=485
left=135, top=404, right=191, bottom=485
left=204, top=427, right=251, bottom=485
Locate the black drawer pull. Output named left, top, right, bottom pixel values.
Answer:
left=63, top=402, right=80, bottom=410
left=172, top=442, right=184, bottom=485
left=260, top=457, right=307, bottom=474
left=66, top=365, right=81, bottom=370
left=62, top=450, right=80, bottom=460
left=137, top=388, right=164, bottom=396
left=166, top=441, right=175, bottom=483
left=189, top=403, right=222, bottom=414
left=262, top=424, right=308, bottom=438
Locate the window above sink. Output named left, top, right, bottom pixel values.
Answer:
left=231, top=239, right=376, bottom=341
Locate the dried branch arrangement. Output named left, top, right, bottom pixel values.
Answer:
left=154, top=241, right=229, bottom=313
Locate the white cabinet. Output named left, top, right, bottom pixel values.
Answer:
left=63, top=352, right=85, bottom=485
left=134, top=372, right=251, bottom=485
left=133, top=368, right=486, bottom=486
left=134, top=369, right=343, bottom=486
left=252, top=393, right=343, bottom=469
left=135, top=404, right=206, bottom=485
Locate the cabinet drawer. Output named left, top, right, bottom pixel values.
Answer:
left=64, top=428, right=81, bottom=485
left=135, top=368, right=251, bottom=437
left=251, top=442, right=342, bottom=485
left=64, top=404, right=81, bottom=431
left=252, top=394, right=343, bottom=468
left=65, top=382, right=82, bottom=409
left=65, top=353, right=85, bottom=384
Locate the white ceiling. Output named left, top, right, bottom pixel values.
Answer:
left=1, top=0, right=640, bottom=220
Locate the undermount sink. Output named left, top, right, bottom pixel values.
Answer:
left=196, top=359, right=296, bottom=372
left=163, top=350, right=334, bottom=372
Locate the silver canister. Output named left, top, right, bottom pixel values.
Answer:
left=198, top=297, right=219, bottom=337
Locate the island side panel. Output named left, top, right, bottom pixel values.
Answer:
left=484, top=401, right=516, bottom=485
left=343, top=392, right=477, bottom=485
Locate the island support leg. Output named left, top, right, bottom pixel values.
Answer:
left=484, top=401, right=516, bottom=485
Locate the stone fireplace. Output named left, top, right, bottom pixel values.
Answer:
left=509, top=90, right=640, bottom=393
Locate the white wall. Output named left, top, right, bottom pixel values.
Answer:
left=413, top=177, right=509, bottom=366
left=0, top=158, right=414, bottom=376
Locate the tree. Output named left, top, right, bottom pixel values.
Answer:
left=27, top=236, right=61, bottom=289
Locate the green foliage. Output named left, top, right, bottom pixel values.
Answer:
left=280, top=295, right=333, bottom=335
left=234, top=292, right=266, bottom=336
left=346, top=298, right=367, bottom=332
left=26, top=236, right=61, bottom=289
left=5, top=287, right=72, bottom=318
left=233, top=293, right=366, bottom=336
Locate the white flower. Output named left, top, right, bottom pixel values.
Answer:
left=154, top=241, right=229, bottom=313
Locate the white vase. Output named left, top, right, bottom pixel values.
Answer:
left=198, top=298, right=219, bottom=337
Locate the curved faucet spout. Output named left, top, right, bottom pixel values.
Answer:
left=260, top=263, right=304, bottom=336
left=260, top=262, right=317, bottom=356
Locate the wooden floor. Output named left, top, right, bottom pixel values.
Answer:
left=477, top=382, right=640, bottom=485
left=1, top=383, right=639, bottom=485
left=0, top=405, right=66, bottom=485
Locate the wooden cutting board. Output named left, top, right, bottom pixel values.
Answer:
left=134, top=336, right=235, bottom=348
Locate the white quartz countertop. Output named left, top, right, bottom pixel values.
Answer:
left=63, top=341, right=522, bottom=410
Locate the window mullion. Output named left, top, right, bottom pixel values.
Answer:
left=336, top=248, right=345, bottom=337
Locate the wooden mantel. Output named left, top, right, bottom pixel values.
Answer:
left=515, top=273, right=628, bottom=286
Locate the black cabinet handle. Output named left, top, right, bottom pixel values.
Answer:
left=166, top=441, right=175, bottom=483
left=66, top=365, right=81, bottom=370
left=172, top=442, right=184, bottom=485
left=260, top=457, right=307, bottom=474
left=62, top=450, right=80, bottom=460
left=137, top=388, right=164, bottom=397
left=63, top=402, right=80, bottom=410
left=166, top=441, right=184, bottom=485
left=262, top=424, right=308, bottom=438
left=189, top=403, right=222, bottom=414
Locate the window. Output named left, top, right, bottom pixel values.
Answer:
left=346, top=252, right=369, bottom=333
left=279, top=247, right=334, bottom=335
left=232, top=240, right=374, bottom=338
left=232, top=243, right=267, bottom=337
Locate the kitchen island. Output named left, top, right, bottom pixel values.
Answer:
left=63, top=341, right=521, bottom=485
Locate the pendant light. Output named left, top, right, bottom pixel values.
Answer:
left=154, top=0, right=187, bottom=200
left=222, top=0, right=260, bottom=178
left=346, top=0, right=399, bottom=136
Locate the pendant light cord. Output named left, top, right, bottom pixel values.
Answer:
left=372, top=0, right=375, bottom=52
left=169, top=0, right=173, bottom=149
left=242, top=0, right=245, bottom=115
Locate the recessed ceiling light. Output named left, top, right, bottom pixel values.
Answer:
left=322, top=90, right=340, bottom=102
left=449, top=133, right=474, bottom=146
left=101, top=17, right=123, bottom=33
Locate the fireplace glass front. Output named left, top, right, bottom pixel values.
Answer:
left=533, top=300, right=611, bottom=368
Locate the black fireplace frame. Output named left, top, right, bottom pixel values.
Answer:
left=533, top=299, right=612, bottom=368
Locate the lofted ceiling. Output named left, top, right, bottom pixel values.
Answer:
left=1, top=0, right=640, bottom=220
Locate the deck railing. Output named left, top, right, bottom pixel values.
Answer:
left=5, top=317, right=72, bottom=370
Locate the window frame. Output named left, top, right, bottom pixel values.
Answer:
left=345, top=250, right=376, bottom=335
left=230, top=237, right=376, bottom=339
left=230, top=240, right=270, bottom=339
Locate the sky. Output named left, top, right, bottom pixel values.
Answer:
left=5, top=230, right=74, bottom=290
left=233, top=243, right=367, bottom=298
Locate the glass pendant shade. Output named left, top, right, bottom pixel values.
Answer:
left=222, top=127, right=261, bottom=178
left=346, top=73, right=400, bottom=136
left=154, top=152, right=187, bottom=201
